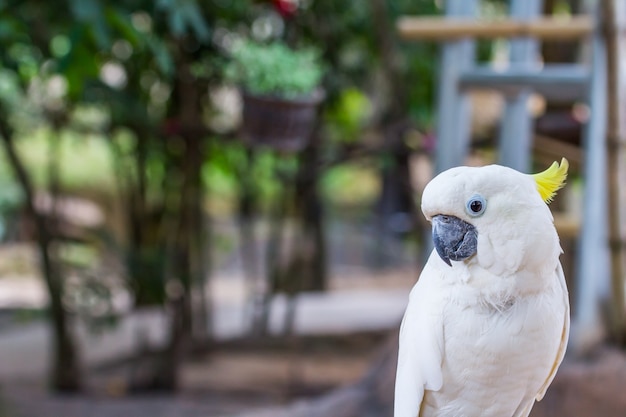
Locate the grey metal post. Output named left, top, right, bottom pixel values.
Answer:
left=574, top=11, right=610, bottom=349
left=497, top=0, right=543, bottom=172
left=434, top=0, right=478, bottom=174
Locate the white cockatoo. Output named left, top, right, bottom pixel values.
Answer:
left=395, top=159, right=570, bottom=417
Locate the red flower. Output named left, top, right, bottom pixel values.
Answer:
left=273, top=0, right=298, bottom=18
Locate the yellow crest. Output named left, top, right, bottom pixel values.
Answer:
left=532, top=158, right=569, bottom=204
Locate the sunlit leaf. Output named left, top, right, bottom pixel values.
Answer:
left=50, top=35, right=71, bottom=58
left=105, top=7, right=142, bottom=47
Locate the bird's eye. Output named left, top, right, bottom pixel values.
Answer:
left=465, top=195, right=486, bottom=217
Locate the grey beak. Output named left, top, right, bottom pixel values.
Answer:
left=431, top=215, right=478, bottom=266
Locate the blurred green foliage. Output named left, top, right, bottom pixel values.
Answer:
left=9, top=129, right=115, bottom=193
left=0, top=0, right=446, bottom=212
left=0, top=0, right=449, bottom=311
left=0, top=0, right=450, bottom=391
left=321, top=161, right=380, bottom=209
left=225, top=40, right=324, bottom=97
left=323, top=88, right=372, bottom=143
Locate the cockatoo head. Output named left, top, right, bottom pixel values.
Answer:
left=421, top=159, right=568, bottom=274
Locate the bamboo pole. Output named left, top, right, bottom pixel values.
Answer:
left=603, top=0, right=626, bottom=345
left=397, top=16, right=593, bottom=40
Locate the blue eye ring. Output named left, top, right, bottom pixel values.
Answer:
left=465, top=194, right=486, bottom=217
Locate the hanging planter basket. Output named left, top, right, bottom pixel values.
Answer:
left=241, top=89, right=325, bottom=153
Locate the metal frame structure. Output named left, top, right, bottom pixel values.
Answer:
left=398, top=0, right=625, bottom=350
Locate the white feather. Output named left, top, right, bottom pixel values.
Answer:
left=394, top=254, right=444, bottom=417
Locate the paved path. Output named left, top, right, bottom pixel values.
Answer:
left=0, top=272, right=410, bottom=381
left=0, top=259, right=412, bottom=417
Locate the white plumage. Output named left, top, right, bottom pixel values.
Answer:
left=395, top=162, right=569, bottom=417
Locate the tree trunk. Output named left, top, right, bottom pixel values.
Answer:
left=369, top=0, right=422, bottom=267
left=0, top=113, right=81, bottom=392
left=237, top=149, right=268, bottom=334
left=294, top=140, right=327, bottom=292
left=141, top=47, right=211, bottom=390
left=174, top=49, right=210, bottom=343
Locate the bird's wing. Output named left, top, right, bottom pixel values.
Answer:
left=394, top=259, right=444, bottom=417
left=535, top=261, right=570, bottom=401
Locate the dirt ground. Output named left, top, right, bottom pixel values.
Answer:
left=4, top=335, right=626, bottom=417
left=530, top=346, right=626, bottom=417
left=0, top=333, right=382, bottom=417
left=1, top=248, right=626, bottom=417
left=229, top=342, right=626, bottom=417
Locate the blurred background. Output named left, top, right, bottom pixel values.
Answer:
left=0, top=0, right=625, bottom=416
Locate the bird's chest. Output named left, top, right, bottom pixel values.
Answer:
left=443, top=298, right=548, bottom=372
left=424, top=294, right=561, bottom=417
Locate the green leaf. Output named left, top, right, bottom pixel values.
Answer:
left=56, top=25, right=100, bottom=100
left=180, top=0, right=210, bottom=42
left=105, top=8, right=142, bottom=47
left=50, top=35, right=71, bottom=58
left=0, top=17, right=22, bottom=41
left=146, top=36, right=174, bottom=78
left=169, top=8, right=186, bottom=38
left=69, top=0, right=111, bottom=49
left=157, top=0, right=210, bottom=42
